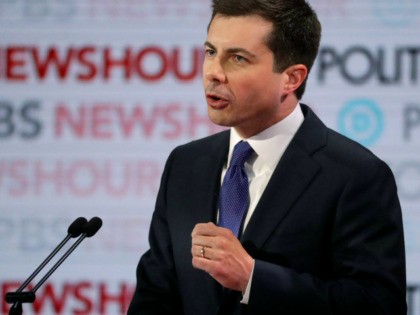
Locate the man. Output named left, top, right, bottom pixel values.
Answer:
left=128, top=0, right=406, bottom=314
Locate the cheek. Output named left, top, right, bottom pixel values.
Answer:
left=235, top=78, right=277, bottom=105
left=231, top=76, right=260, bottom=101
left=258, top=76, right=283, bottom=102
left=202, top=71, right=207, bottom=89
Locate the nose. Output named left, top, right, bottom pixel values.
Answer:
left=203, top=58, right=226, bottom=83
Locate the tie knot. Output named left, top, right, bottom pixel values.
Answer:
left=230, top=141, right=254, bottom=167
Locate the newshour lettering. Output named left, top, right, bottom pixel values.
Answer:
left=0, top=45, right=203, bottom=83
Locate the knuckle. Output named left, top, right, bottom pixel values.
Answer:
left=222, top=228, right=233, bottom=237
left=219, top=238, right=228, bottom=250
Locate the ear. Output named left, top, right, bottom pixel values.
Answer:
left=282, top=64, right=308, bottom=94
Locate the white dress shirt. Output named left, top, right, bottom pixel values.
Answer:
left=219, top=104, right=304, bottom=303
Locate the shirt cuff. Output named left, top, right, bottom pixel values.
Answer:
left=240, top=259, right=255, bottom=304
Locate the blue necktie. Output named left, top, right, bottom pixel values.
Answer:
left=219, top=141, right=254, bottom=237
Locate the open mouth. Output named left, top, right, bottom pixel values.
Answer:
left=206, top=95, right=229, bottom=109
left=207, top=92, right=227, bottom=101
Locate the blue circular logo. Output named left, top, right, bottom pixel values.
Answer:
left=338, top=99, right=384, bottom=147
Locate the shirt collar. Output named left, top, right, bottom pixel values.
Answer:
left=228, top=103, right=304, bottom=171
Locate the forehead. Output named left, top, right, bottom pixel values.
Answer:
left=207, top=14, right=273, bottom=51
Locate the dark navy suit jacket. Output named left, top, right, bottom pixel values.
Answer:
left=128, top=105, right=406, bottom=315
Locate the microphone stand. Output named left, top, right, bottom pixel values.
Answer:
left=4, top=217, right=98, bottom=315
left=7, top=233, right=74, bottom=315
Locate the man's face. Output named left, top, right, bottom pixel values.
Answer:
left=203, top=14, right=289, bottom=138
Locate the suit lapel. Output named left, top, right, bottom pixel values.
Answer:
left=241, top=105, right=328, bottom=250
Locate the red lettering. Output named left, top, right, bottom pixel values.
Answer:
left=162, top=103, right=182, bottom=139
left=134, top=46, right=168, bottom=81
left=2, top=281, right=136, bottom=314
left=116, top=105, right=157, bottom=138
left=9, top=160, right=29, bottom=196
left=134, top=161, right=161, bottom=196
left=1, top=45, right=203, bottom=82
left=77, top=46, right=98, bottom=81
left=55, top=104, right=87, bottom=138
left=0, top=159, right=162, bottom=198
left=31, top=46, right=74, bottom=80
left=99, top=282, right=132, bottom=314
left=91, top=104, right=113, bottom=139
left=73, top=282, right=93, bottom=315
left=103, top=161, right=132, bottom=196
left=53, top=102, right=225, bottom=140
left=35, top=160, right=64, bottom=195
left=172, top=47, right=202, bottom=81
left=32, top=283, right=71, bottom=314
left=6, top=46, right=27, bottom=81
left=103, top=47, right=132, bottom=80
left=67, top=161, right=100, bottom=196
left=143, top=107, right=160, bottom=136
left=117, top=105, right=142, bottom=137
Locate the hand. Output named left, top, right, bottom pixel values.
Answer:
left=191, top=222, right=254, bottom=292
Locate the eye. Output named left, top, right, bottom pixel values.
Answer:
left=233, top=55, right=247, bottom=63
left=205, top=48, right=216, bottom=57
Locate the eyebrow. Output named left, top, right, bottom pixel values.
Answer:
left=204, top=41, right=257, bottom=59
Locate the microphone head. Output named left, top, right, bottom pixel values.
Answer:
left=83, top=217, right=103, bottom=237
left=67, top=217, right=88, bottom=237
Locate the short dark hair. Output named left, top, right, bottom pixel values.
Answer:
left=209, top=0, right=321, bottom=99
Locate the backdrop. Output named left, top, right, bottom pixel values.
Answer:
left=1, top=1, right=419, bottom=314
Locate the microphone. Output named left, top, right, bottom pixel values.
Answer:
left=12, top=217, right=87, bottom=295
left=5, top=217, right=102, bottom=315
left=30, top=216, right=103, bottom=293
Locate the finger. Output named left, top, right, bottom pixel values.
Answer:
left=192, top=244, right=220, bottom=261
left=191, top=234, right=215, bottom=247
left=198, top=246, right=219, bottom=261
left=191, top=222, right=218, bottom=236
left=192, top=253, right=217, bottom=272
left=191, top=244, right=208, bottom=258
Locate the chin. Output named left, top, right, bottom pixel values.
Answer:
left=207, top=108, right=236, bottom=128
left=208, top=116, right=230, bottom=128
